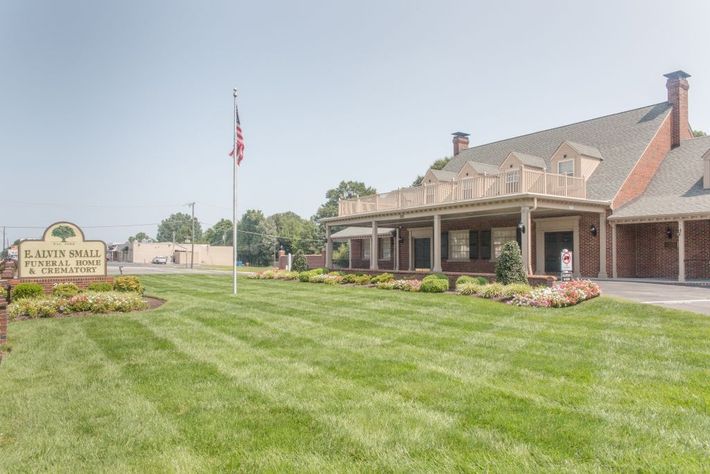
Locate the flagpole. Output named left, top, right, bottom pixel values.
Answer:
left=232, top=88, right=239, bottom=295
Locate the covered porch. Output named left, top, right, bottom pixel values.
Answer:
left=324, top=196, right=611, bottom=279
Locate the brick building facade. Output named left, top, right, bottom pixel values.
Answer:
left=324, top=71, right=710, bottom=282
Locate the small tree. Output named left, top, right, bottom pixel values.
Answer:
left=52, top=225, right=76, bottom=242
left=291, top=250, right=308, bottom=272
left=495, top=241, right=527, bottom=285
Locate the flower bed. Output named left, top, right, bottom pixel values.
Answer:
left=248, top=269, right=600, bottom=308
left=7, top=291, right=149, bottom=321
left=511, top=280, right=601, bottom=308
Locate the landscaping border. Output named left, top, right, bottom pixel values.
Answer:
left=336, top=269, right=556, bottom=287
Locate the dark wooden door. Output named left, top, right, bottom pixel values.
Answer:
left=544, top=231, right=573, bottom=274
left=414, top=238, right=431, bottom=269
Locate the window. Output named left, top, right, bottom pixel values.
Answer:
left=505, top=169, right=520, bottom=193
left=448, top=230, right=469, bottom=260
left=480, top=230, right=491, bottom=260
left=492, top=227, right=517, bottom=260
left=379, top=237, right=391, bottom=260
left=362, top=239, right=370, bottom=260
left=558, top=159, right=574, bottom=176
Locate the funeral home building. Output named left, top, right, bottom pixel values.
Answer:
left=321, top=71, right=710, bottom=282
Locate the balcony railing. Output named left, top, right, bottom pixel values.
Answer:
left=338, top=168, right=586, bottom=217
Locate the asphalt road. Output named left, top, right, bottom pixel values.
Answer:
left=108, top=262, right=232, bottom=276
left=597, top=280, right=710, bottom=315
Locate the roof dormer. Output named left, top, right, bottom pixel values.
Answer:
left=422, top=168, right=456, bottom=185
left=550, top=141, right=603, bottom=178
left=456, top=161, right=499, bottom=180
left=499, top=152, right=546, bottom=172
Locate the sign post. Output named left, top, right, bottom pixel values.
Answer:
left=560, top=248, right=573, bottom=281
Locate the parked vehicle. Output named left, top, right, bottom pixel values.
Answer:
left=152, top=256, right=168, bottom=264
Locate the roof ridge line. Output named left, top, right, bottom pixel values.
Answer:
left=461, top=102, right=670, bottom=152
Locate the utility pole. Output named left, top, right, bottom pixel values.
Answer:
left=188, top=202, right=196, bottom=269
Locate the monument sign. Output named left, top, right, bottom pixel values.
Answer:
left=18, top=222, right=107, bottom=278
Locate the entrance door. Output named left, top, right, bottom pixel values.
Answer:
left=544, top=231, right=573, bottom=274
left=414, top=238, right=431, bottom=269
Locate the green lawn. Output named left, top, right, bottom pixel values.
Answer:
left=1, top=275, right=709, bottom=472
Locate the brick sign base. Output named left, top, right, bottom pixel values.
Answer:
left=6, top=276, right=114, bottom=293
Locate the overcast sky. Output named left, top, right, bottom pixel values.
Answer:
left=1, top=0, right=708, bottom=244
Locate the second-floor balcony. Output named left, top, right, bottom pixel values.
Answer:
left=338, top=168, right=586, bottom=217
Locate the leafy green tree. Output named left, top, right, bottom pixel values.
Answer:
left=268, top=211, right=320, bottom=254
left=412, top=156, right=452, bottom=186
left=52, top=225, right=76, bottom=242
left=237, top=209, right=277, bottom=266
left=156, top=212, right=202, bottom=243
left=693, top=129, right=707, bottom=137
left=128, top=232, right=151, bottom=243
left=203, top=219, right=234, bottom=246
left=495, top=241, right=528, bottom=285
left=313, top=181, right=376, bottom=241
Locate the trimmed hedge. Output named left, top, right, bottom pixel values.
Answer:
left=113, top=276, right=144, bottom=294
left=495, top=241, right=527, bottom=285
left=52, top=283, right=80, bottom=297
left=420, top=278, right=449, bottom=293
left=11, top=283, right=43, bottom=300
left=88, top=282, right=113, bottom=292
left=370, top=273, right=394, bottom=284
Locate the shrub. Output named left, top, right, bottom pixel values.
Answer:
left=291, top=250, right=308, bottom=273
left=376, top=280, right=397, bottom=290
left=457, top=283, right=480, bottom=295
left=259, top=270, right=276, bottom=279
left=479, top=283, right=505, bottom=299
left=7, top=297, right=60, bottom=320
left=495, top=241, right=528, bottom=285
left=273, top=270, right=299, bottom=280
left=423, top=273, right=448, bottom=282
left=88, top=282, right=113, bottom=292
left=342, top=273, right=371, bottom=285
left=298, top=268, right=324, bottom=282
left=455, top=275, right=478, bottom=287
left=420, top=278, right=449, bottom=293
left=11, top=283, right=44, bottom=300
left=395, top=279, right=421, bottom=292
left=113, top=276, right=143, bottom=294
left=322, top=274, right=344, bottom=285
left=370, top=273, right=394, bottom=284
left=52, top=283, right=80, bottom=297
left=8, top=291, right=148, bottom=319
left=502, top=283, right=533, bottom=298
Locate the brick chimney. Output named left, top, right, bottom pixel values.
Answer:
left=664, top=70, right=691, bottom=148
left=452, top=132, right=470, bottom=156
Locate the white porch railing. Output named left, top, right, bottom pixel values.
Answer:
left=338, top=168, right=586, bottom=217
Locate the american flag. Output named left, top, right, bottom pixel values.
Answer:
left=229, top=104, right=245, bottom=165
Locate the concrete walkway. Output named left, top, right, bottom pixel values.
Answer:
left=597, top=280, right=710, bottom=315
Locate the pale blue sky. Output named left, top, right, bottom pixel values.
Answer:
left=1, top=0, right=708, bottom=244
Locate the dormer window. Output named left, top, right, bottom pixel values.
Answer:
left=557, top=159, right=574, bottom=176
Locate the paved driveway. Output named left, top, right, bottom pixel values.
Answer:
left=597, top=280, right=710, bottom=315
left=108, top=262, right=232, bottom=276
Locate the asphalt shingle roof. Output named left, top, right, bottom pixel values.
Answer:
left=429, top=169, right=457, bottom=180
left=463, top=161, right=500, bottom=175
left=509, top=152, right=547, bottom=169
left=611, top=136, right=710, bottom=219
left=443, top=103, right=671, bottom=201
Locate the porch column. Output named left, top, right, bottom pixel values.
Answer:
left=370, top=221, right=378, bottom=271
left=433, top=214, right=442, bottom=272
left=325, top=225, right=333, bottom=269
left=348, top=239, right=352, bottom=269
left=394, top=227, right=400, bottom=271
left=598, top=212, right=608, bottom=278
left=678, top=220, right=685, bottom=282
left=611, top=223, right=618, bottom=279
left=520, top=206, right=532, bottom=275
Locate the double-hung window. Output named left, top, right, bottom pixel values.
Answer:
left=379, top=238, right=391, bottom=260
left=448, top=230, right=469, bottom=261
left=557, top=159, right=574, bottom=176
left=362, top=239, right=371, bottom=260
left=491, top=227, right=517, bottom=260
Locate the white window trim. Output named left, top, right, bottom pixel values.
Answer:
left=362, top=239, right=371, bottom=260
left=379, top=237, right=391, bottom=261
left=447, top=230, right=470, bottom=261
left=557, top=159, right=574, bottom=176
left=491, top=226, right=517, bottom=262
left=505, top=169, right=520, bottom=183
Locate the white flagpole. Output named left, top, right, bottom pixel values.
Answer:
left=232, top=88, right=239, bottom=295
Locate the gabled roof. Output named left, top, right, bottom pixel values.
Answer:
left=427, top=169, right=457, bottom=181
left=563, top=141, right=603, bottom=160
left=611, top=136, right=710, bottom=219
left=444, top=103, right=672, bottom=201
left=507, top=152, right=547, bottom=169
left=459, top=161, right=499, bottom=175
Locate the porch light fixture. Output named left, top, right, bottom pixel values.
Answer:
left=517, top=222, right=526, bottom=234
left=666, top=227, right=673, bottom=239
left=590, top=224, right=598, bottom=237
